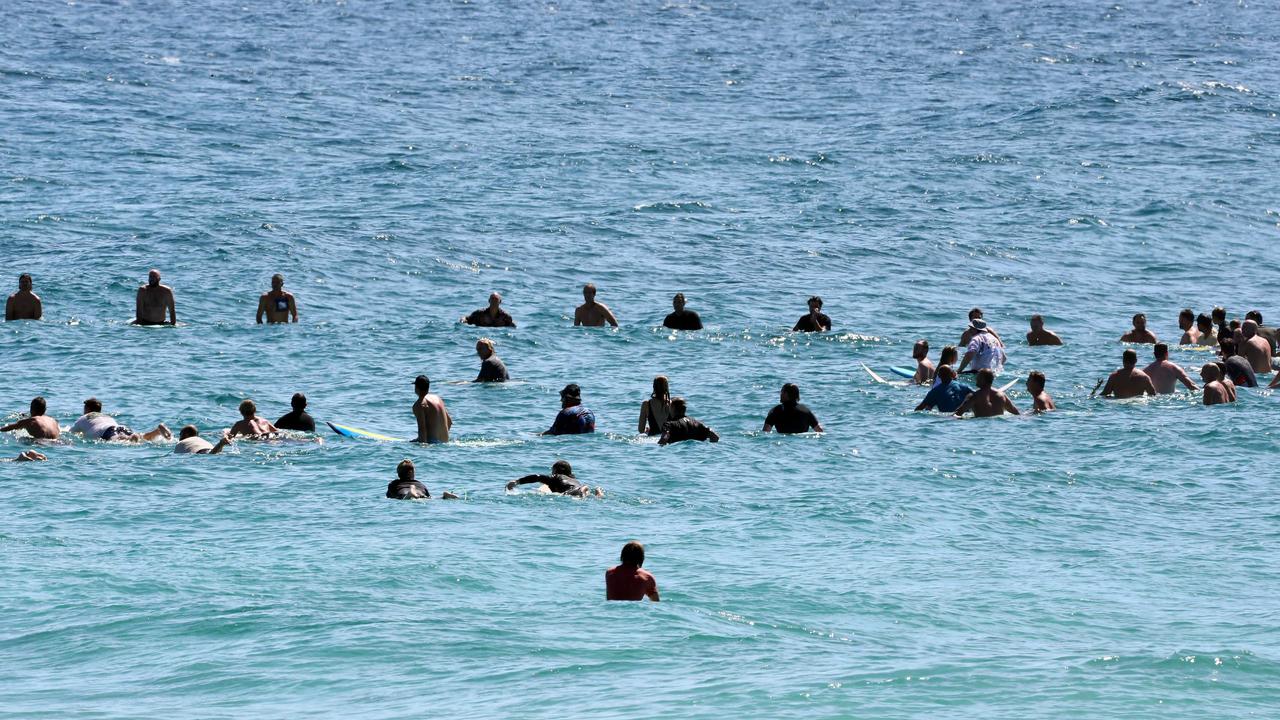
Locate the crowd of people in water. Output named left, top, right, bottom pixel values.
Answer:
left=7, top=270, right=1280, bottom=599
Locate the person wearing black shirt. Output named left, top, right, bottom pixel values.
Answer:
left=792, top=296, right=831, bottom=332
left=461, top=292, right=516, bottom=328
left=475, top=338, right=509, bottom=382
left=663, top=293, right=703, bottom=331
left=275, top=392, right=316, bottom=432
left=387, top=459, right=458, bottom=500
left=763, top=383, right=823, bottom=434
left=658, top=397, right=719, bottom=445
left=507, top=459, right=601, bottom=497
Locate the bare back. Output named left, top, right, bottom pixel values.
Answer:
left=414, top=394, right=452, bottom=443
left=1102, top=368, right=1156, bottom=399
left=1242, top=336, right=1272, bottom=374
left=136, top=285, right=175, bottom=324
left=6, top=291, right=41, bottom=320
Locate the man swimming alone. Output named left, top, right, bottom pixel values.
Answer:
left=72, top=398, right=171, bottom=442
left=387, top=459, right=459, bottom=500
left=543, top=384, right=595, bottom=435
left=914, top=365, right=973, bottom=413
left=1026, top=371, right=1055, bottom=412
left=657, top=397, right=720, bottom=445
left=474, top=338, right=509, bottom=382
left=256, top=273, right=298, bottom=324
left=953, top=369, right=1020, bottom=417
left=663, top=292, right=703, bottom=330
left=461, top=292, right=516, bottom=328
left=606, top=541, right=659, bottom=601
left=1120, top=313, right=1158, bottom=344
left=1026, top=315, right=1063, bottom=346
left=575, top=283, right=619, bottom=327
left=792, top=296, right=831, bottom=332
left=1, top=397, right=61, bottom=440
left=507, top=459, right=601, bottom=497
left=1143, top=344, right=1198, bottom=394
left=1099, top=349, right=1157, bottom=398
left=763, top=383, right=823, bottom=434
left=173, top=426, right=233, bottom=454
left=134, top=268, right=176, bottom=326
left=412, top=375, right=452, bottom=443
left=5, top=274, right=42, bottom=321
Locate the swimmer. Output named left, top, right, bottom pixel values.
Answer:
left=387, top=459, right=459, bottom=500
left=658, top=397, right=719, bottom=445
left=574, top=283, right=618, bottom=327
left=506, top=459, right=602, bottom=497
left=1026, top=371, right=1055, bottom=412
left=1194, top=313, right=1217, bottom=347
left=763, top=383, right=823, bottom=434
left=1245, top=310, right=1279, bottom=354
left=173, top=426, right=233, bottom=454
left=134, top=268, right=176, bottom=326
left=461, top=292, right=515, bottom=328
left=1200, top=364, right=1235, bottom=406
left=474, top=338, right=509, bottom=382
left=1212, top=306, right=1230, bottom=341
left=256, top=273, right=298, bottom=324
left=663, top=292, right=703, bottom=330
left=932, top=346, right=959, bottom=387
left=228, top=400, right=279, bottom=438
left=1120, top=313, right=1158, bottom=344
left=792, top=295, right=831, bottom=332
left=606, top=541, right=659, bottom=602
left=1026, top=314, right=1063, bottom=346
left=274, top=392, right=316, bottom=432
left=1177, top=308, right=1199, bottom=345
left=1239, top=320, right=1273, bottom=374
left=5, top=273, right=42, bottom=321
left=911, top=340, right=935, bottom=384
left=1, top=397, right=60, bottom=440
left=638, top=375, right=673, bottom=436
left=72, top=398, right=171, bottom=442
left=914, top=365, right=973, bottom=413
left=1217, top=338, right=1257, bottom=388
left=960, top=308, right=1003, bottom=347
left=1099, top=349, right=1157, bottom=399
left=957, top=319, right=1006, bottom=375
left=4, top=450, right=47, bottom=462
left=1143, top=344, right=1198, bottom=394
left=543, top=384, right=595, bottom=435
left=412, top=375, right=452, bottom=444
left=953, top=368, right=1020, bottom=417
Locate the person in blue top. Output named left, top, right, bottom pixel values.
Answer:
left=543, top=384, right=596, bottom=435
left=914, top=365, right=973, bottom=413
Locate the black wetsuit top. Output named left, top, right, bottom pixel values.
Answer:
left=1224, top=356, right=1258, bottom=387
left=517, top=473, right=585, bottom=494
left=792, top=313, right=831, bottom=332
left=661, top=417, right=714, bottom=443
left=477, top=356, right=509, bottom=382
left=387, top=479, right=430, bottom=499
left=275, top=409, right=316, bottom=432
left=766, top=402, right=819, bottom=434
left=465, top=308, right=515, bottom=328
left=663, top=310, right=703, bottom=331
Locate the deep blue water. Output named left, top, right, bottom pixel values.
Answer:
left=3, top=1, right=1280, bottom=717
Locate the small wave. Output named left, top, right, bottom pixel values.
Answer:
left=631, top=200, right=714, bottom=213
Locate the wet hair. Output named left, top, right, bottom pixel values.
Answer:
left=913, top=339, right=929, bottom=358
left=476, top=337, right=495, bottom=353
left=670, top=397, right=687, bottom=418
left=1132, top=313, right=1146, bottom=324
left=1122, top=349, right=1138, bottom=367
left=781, top=383, right=800, bottom=406
left=969, top=307, right=984, bottom=320
left=939, top=345, right=958, bottom=366
left=19, top=273, right=32, bottom=284
left=1212, top=306, right=1226, bottom=322
left=1179, top=308, right=1195, bottom=321
left=1196, top=313, right=1213, bottom=331
left=30, top=396, right=46, bottom=416
left=84, top=397, right=103, bottom=413
left=1154, top=343, right=1169, bottom=360
left=620, top=541, right=645, bottom=567
left=807, top=295, right=823, bottom=308
left=397, top=459, right=415, bottom=482
left=552, top=459, right=573, bottom=477
left=976, top=368, right=995, bottom=389
left=291, top=392, right=307, bottom=410
left=651, top=376, right=670, bottom=403
left=239, top=399, right=256, bottom=418
left=1028, top=371, right=1046, bottom=387
left=415, top=375, right=430, bottom=393
left=1246, top=310, right=1263, bottom=324
left=179, top=425, right=199, bottom=440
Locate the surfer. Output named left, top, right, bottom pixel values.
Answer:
left=1177, top=308, right=1198, bottom=345
left=914, top=365, right=973, bottom=413
left=574, top=283, right=618, bottom=327
left=475, top=338, right=509, bottom=382
left=507, top=459, right=602, bottom=497
left=256, top=273, right=298, bottom=324
left=387, top=459, right=459, bottom=500
left=461, top=292, right=515, bottom=328
left=5, top=274, right=42, bottom=321
left=71, top=398, right=171, bottom=442
left=933, top=346, right=959, bottom=386
left=1143, top=344, right=1198, bottom=394
left=1239, top=320, right=1273, bottom=374
left=1, top=397, right=60, bottom=440
left=792, top=296, right=831, bottom=332
left=763, top=383, right=823, bottom=434
left=412, top=375, right=452, bottom=443
left=638, top=375, right=673, bottom=436
left=1120, top=313, right=1158, bottom=344
left=274, top=393, right=316, bottom=432
left=229, top=399, right=279, bottom=438
left=1026, top=371, right=1055, bottom=412
left=1216, top=339, right=1257, bottom=388
left=1026, top=315, right=1063, bottom=346
left=134, top=268, right=176, bottom=326
left=606, top=541, right=659, bottom=601
left=953, top=368, right=1020, bottom=417
left=663, top=292, right=703, bottom=330
left=1200, top=364, right=1235, bottom=406
left=658, top=397, right=719, bottom=445
left=911, top=340, right=935, bottom=384
left=960, top=308, right=1003, bottom=347
left=543, top=384, right=595, bottom=435
left=1193, top=314, right=1217, bottom=347
left=174, top=426, right=233, bottom=454
left=1099, top=349, right=1157, bottom=399
left=957, top=319, right=1006, bottom=375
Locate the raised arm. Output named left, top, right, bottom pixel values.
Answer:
left=0, top=419, right=25, bottom=433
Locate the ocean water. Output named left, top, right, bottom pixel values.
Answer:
left=3, top=0, right=1280, bottom=717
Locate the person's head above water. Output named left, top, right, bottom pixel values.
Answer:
left=148, top=268, right=161, bottom=287
left=913, top=340, right=929, bottom=360
left=620, top=540, right=645, bottom=567
left=670, top=397, right=687, bottom=420
left=1153, top=343, right=1169, bottom=360
left=940, top=345, right=958, bottom=366
left=807, top=296, right=823, bottom=312
left=780, top=383, right=800, bottom=406
left=969, top=307, right=984, bottom=321
left=1200, top=363, right=1222, bottom=382
left=30, top=396, right=46, bottom=416
left=1212, top=306, right=1227, bottom=324
left=414, top=375, right=430, bottom=396
left=1242, top=320, right=1259, bottom=338
left=582, top=283, right=597, bottom=302
left=551, top=459, right=573, bottom=477
left=1027, top=370, right=1046, bottom=393
left=560, top=384, right=582, bottom=408
left=1246, top=310, right=1263, bottom=325
left=18, top=273, right=32, bottom=291
left=936, top=364, right=956, bottom=385
left=397, top=459, right=415, bottom=482
left=476, top=337, right=495, bottom=359
left=652, top=375, right=669, bottom=401
left=290, top=393, right=307, bottom=411
left=83, top=397, right=103, bottom=414
left=1131, top=313, right=1147, bottom=330
left=975, top=368, right=995, bottom=389
left=179, top=425, right=200, bottom=440
left=1219, top=336, right=1237, bottom=357
left=1196, top=313, right=1213, bottom=334
left=238, top=399, right=256, bottom=419
left=488, top=292, right=502, bottom=311
left=672, top=293, right=686, bottom=311
left=1122, top=349, right=1138, bottom=368
left=1179, top=308, right=1195, bottom=329
left=1030, top=314, right=1045, bottom=330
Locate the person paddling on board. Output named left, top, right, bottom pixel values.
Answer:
left=606, top=541, right=659, bottom=602
left=1143, top=344, right=1198, bottom=394
left=461, top=292, right=516, bottom=328
left=1026, top=314, right=1063, bottom=346
left=1026, top=371, right=1055, bottom=412
left=134, top=268, right=176, bottom=326
left=953, top=368, right=1020, bottom=418
left=72, top=398, right=172, bottom=442
left=174, top=426, right=233, bottom=454
left=1099, top=349, right=1157, bottom=399
left=387, top=459, right=459, bottom=500
left=911, top=340, right=935, bottom=384
left=256, top=273, right=298, bottom=324
left=1120, top=313, right=1158, bottom=344
left=507, top=459, right=602, bottom=497
left=6, top=273, right=42, bottom=321
left=658, top=397, right=719, bottom=445
left=229, top=399, right=279, bottom=439
left=412, top=375, right=452, bottom=444
left=574, top=283, right=618, bottom=327
left=1, top=397, right=61, bottom=440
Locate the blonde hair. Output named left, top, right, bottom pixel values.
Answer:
left=477, top=338, right=495, bottom=352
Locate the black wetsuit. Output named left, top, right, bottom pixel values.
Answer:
left=792, top=313, right=831, bottom=332
left=1224, top=356, right=1258, bottom=387
left=386, top=479, right=430, bottom=499
left=464, top=308, right=515, bottom=328
left=766, top=402, right=820, bottom=434
left=275, top=409, right=316, bottom=432
left=663, top=310, right=703, bottom=331
left=515, top=473, right=585, bottom=495
left=661, top=416, right=714, bottom=443
left=477, top=356, right=509, bottom=382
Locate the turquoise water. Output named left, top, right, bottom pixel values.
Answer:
left=3, top=1, right=1280, bottom=717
